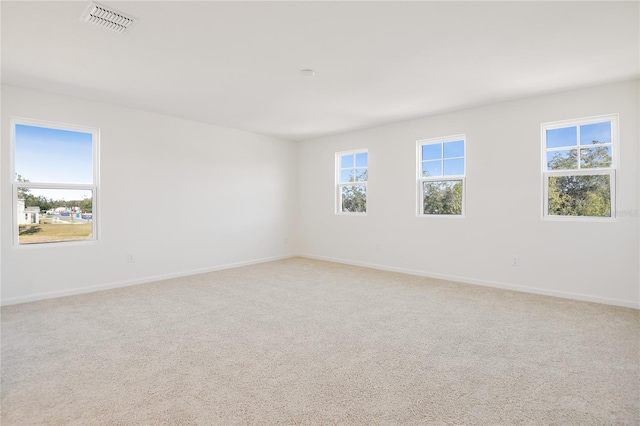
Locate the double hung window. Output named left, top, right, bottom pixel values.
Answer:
left=336, top=150, right=368, bottom=214
left=12, top=118, right=99, bottom=245
left=418, top=135, right=466, bottom=216
left=542, top=115, right=617, bottom=219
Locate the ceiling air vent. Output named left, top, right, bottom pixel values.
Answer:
left=81, top=2, right=135, bottom=34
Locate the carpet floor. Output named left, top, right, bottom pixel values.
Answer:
left=1, top=257, right=639, bottom=425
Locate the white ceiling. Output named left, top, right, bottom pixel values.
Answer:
left=2, top=1, right=639, bottom=141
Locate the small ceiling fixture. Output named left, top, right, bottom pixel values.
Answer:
left=300, top=69, right=316, bottom=77
left=81, top=2, right=135, bottom=34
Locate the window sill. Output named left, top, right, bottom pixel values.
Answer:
left=541, top=215, right=616, bottom=223
left=13, top=239, right=100, bottom=249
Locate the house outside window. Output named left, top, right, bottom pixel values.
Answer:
left=12, top=118, right=99, bottom=245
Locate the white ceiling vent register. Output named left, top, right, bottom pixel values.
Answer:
left=81, top=2, right=135, bottom=34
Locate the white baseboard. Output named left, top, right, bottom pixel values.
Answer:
left=4, top=253, right=637, bottom=310
left=1, top=254, right=295, bottom=306
left=296, top=253, right=640, bottom=310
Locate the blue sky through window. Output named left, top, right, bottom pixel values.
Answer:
left=422, top=144, right=441, bottom=161
left=547, top=122, right=611, bottom=149
left=341, top=155, right=353, bottom=169
left=580, top=122, right=610, bottom=145
left=443, top=140, right=464, bottom=158
left=355, top=152, right=367, bottom=167
left=421, top=140, right=464, bottom=177
left=545, top=121, right=612, bottom=171
left=340, top=152, right=368, bottom=183
left=546, top=127, right=577, bottom=149
left=15, top=124, right=93, bottom=184
left=15, top=124, right=94, bottom=200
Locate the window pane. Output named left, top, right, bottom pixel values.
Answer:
left=580, top=121, right=611, bottom=145
left=443, top=158, right=464, bottom=176
left=422, top=143, right=442, bottom=161
left=546, top=126, right=577, bottom=149
left=355, top=168, right=368, bottom=182
left=15, top=124, right=93, bottom=184
left=423, top=180, right=463, bottom=215
left=548, top=175, right=611, bottom=217
left=340, top=169, right=354, bottom=183
left=422, top=160, right=442, bottom=177
left=443, top=140, right=464, bottom=158
left=341, top=185, right=366, bottom=213
left=580, top=146, right=612, bottom=169
left=355, top=152, right=368, bottom=167
left=17, top=188, right=93, bottom=244
left=340, top=154, right=354, bottom=168
left=547, top=149, right=577, bottom=170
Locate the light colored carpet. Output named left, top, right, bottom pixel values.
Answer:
left=1, top=257, right=638, bottom=425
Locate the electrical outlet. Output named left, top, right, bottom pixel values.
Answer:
left=127, top=253, right=135, bottom=263
left=511, top=256, right=520, bottom=267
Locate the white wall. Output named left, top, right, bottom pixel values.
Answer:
left=3, top=81, right=638, bottom=308
left=298, top=80, right=639, bottom=308
left=1, top=85, right=298, bottom=305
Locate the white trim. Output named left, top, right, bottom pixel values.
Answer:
left=297, top=254, right=640, bottom=310
left=11, top=116, right=100, bottom=135
left=541, top=113, right=619, bottom=132
left=15, top=182, right=97, bottom=190
left=417, top=133, right=467, bottom=146
left=0, top=254, right=295, bottom=306
left=10, top=117, right=100, bottom=246
left=11, top=237, right=100, bottom=250
left=4, top=252, right=636, bottom=309
left=335, top=211, right=368, bottom=217
left=10, top=121, right=17, bottom=244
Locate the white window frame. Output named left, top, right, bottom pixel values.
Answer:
left=417, top=134, right=466, bottom=217
left=335, top=149, right=368, bottom=215
left=11, top=117, right=100, bottom=247
left=541, top=114, right=618, bottom=222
